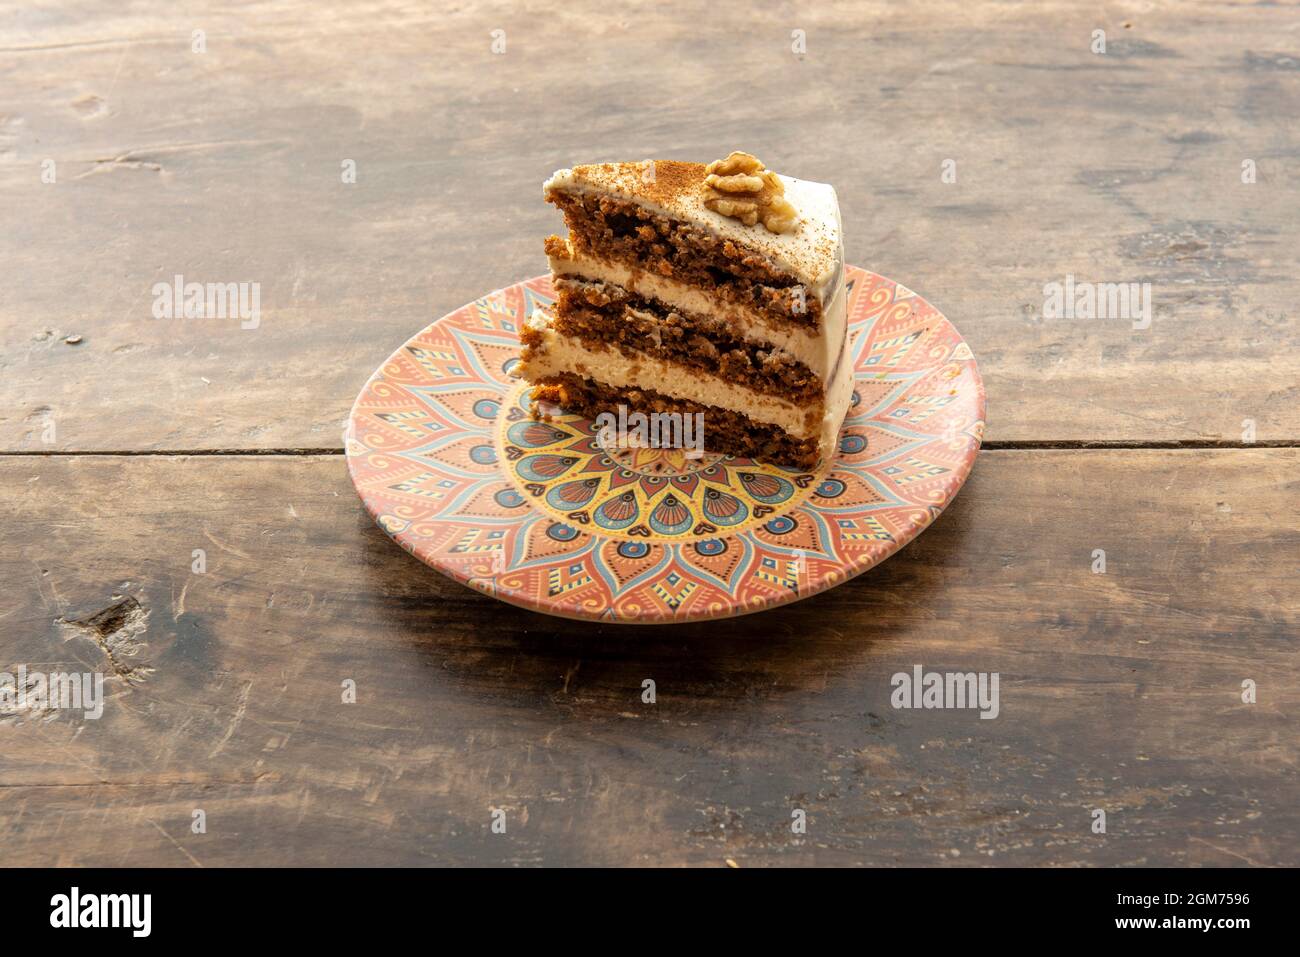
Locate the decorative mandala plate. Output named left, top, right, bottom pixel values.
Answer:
left=346, top=267, right=985, bottom=623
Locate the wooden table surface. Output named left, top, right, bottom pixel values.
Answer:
left=2, top=1, right=1297, bottom=866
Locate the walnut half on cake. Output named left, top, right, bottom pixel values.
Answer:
left=519, top=153, right=850, bottom=471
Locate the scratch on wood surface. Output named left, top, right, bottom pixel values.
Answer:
left=74, top=139, right=288, bottom=166
left=73, top=155, right=162, bottom=178
left=147, top=818, right=203, bottom=868
left=30, top=561, right=65, bottom=614
left=1189, top=835, right=1264, bottom=867
left=0, top=36, right=176, bottom=54
left=561, top=661, right=581, bottom=695
left=103, top=43, right=128, bottom=102
left=203, top=527, right=250, bottom=561
left=208, top=680, right=253, bottom=758
left=173, top=576, right=192, bottom=619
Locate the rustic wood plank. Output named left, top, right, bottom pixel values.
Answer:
left=2, top=1, right=1298, bottom=451
left=1, top=450, right=1295, bottom=865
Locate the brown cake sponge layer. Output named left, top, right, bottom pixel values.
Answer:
left=546, top=191, right=822, bottom=330
left=529, top=372, right=821, bottom=471
left=552, top=280, right=822, bottom=403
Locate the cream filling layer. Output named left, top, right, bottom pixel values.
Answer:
left=548, top=244, right=845, bottom=381
left=817, top=325, right=858, bottom=459
left=522, top=312, right=828, bottom=440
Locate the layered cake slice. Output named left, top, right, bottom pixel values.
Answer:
left=519, top=151, right=852, bottom=470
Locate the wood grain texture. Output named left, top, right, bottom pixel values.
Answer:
left=1, top=451, right=1295, bottom=866
left=2, top=0, right=1298, bottom=450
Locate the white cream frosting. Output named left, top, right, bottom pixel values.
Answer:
left=818, top=328, right=857, bottom=459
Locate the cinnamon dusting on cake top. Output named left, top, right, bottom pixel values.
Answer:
left=642, top=160, right=708, bottom=206
left=567, top=160, right=708, bottom=208
left=543, top=158, right=842, bottom=292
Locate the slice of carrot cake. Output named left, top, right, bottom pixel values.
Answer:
left=520, top=151, right=851, bottom=470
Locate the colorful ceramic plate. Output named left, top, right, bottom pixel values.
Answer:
left=346, top=266, right=985, bottom=623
